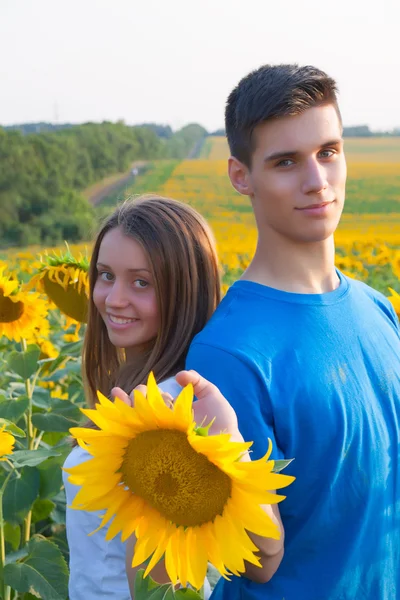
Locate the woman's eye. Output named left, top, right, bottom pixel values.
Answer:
left=99, top=271, right=114, bottom=282
left=133, top=279, right=148, bottom=288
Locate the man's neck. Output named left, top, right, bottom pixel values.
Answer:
left=242, top=232, right=339, bottom=294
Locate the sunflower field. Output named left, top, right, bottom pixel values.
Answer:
left=0, top=135, right=399, bottom=599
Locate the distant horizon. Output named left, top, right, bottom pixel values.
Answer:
left=1, top=0, right=399, bottom=136
left=2, top=119, right=399, bottom=134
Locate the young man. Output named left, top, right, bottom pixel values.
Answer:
left=186, top=64, right=400, bottom=599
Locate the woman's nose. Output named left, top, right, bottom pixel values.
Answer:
left=105, top=281, right=130, bottom=308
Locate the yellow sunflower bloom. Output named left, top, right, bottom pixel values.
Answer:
left=0, top=268, right=49, bottom=343
left=0, top=425, right=15, bottom=460
left=388, top=287, right=400, bottom=317
left=28, top=249, right=89, bottom=324
left=391, top=251, right=400, bottom=280
left=65, top=373, right=294, bottom=590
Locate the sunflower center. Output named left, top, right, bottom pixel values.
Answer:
left=43, top=272, right=88, bottom=323
left=121, top=429, right=232, bottom=527
left=0, top=293, right=24, bottom=323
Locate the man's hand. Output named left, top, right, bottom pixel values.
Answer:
left=114, top=371, right=284, bottom=584
left=112, top=370, right=242, bottom=441
left=175, top=369, right=243, bottom=440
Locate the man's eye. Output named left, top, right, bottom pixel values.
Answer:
left=319, top=149, right=335, bottom=158
left=276, top=159, right=294, bottom=168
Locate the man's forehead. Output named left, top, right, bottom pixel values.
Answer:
left=254, top=105, right=342, bottom=151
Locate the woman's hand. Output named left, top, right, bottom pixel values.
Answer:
left=111, top=385, right=173, bottom=407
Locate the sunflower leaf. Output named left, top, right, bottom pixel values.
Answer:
left=0, top=396, right=29, bottom=423
left=31, top=411, right=81, bottom=433
left=272, top=458, right=294, bottom=473
left=11, top=449, right=62, bottom=468
left=3, top=536, right=69, bottom=600
left=3, top=522, right=21, bottom=552
left=58, top=340, right=83, bottom=358
left=7, top=345, right=41, bottom=380
left=175, top=588, right=204, bottom=598
left=31, top=498, right=56, bottom=523
left=0, top=417, right=25, bottom=438
left=2, top=467, right=40, bottom=525
left=133, top=570, right=204, bottom=599
left=134, top=569, right=175, bottom=599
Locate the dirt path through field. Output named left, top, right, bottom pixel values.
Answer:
left=83, top=161, right=147, bottom=206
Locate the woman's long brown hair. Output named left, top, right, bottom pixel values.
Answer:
left=82, top=194, right=221, bottom=410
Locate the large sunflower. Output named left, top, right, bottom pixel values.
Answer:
left=0, top=268, right=49, bottom=343
left=65, top=373, right=294, bottom=590
left=28, top=248, right=89, bottom=324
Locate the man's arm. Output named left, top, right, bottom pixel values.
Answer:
left=122, top=352, right=288, bottom=588
left=177, top=361, right=287, bottom=583
left=246, top=503, right=285, bottom=583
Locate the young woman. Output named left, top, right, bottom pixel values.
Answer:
left=63, top=195, right=221, bottom=599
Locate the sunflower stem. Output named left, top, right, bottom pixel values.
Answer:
left=23, top=512, right=32, bottom=545
left=21, top=339, right=34, bottom=547
left=0, top=468, right=15, bottom=600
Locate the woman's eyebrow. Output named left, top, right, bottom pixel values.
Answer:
left=96, top=262, right=150, bottom=273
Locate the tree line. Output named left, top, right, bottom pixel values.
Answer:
left=0, top=122, right=207, bottom=248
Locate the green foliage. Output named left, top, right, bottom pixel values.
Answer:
left=0, top=334, right=84, bottom=598
left=345, top=178, right=400, bottom=213
left=1, top=121, right=208, bottom=248
left=97, top=160, right=180, bottom=210
left=3, top=537, right=68, bottom=600
left=198, top=138, right=212, bottom=158
left=134, top=569, right=205, bottom=599
left=163, top=124, right=208, bottom=159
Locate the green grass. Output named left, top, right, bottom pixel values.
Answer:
left=344, top=137, right=400, bottom=161
left=198, top=138, right=212, bottom=158
left=345, top=178, right=400, bottom=213
left=96, top=160, right=180, bottom=212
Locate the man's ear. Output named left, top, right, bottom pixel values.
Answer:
left=228, top=156, right=253, bottom=196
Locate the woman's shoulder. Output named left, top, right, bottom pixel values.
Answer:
left=159, top=376, right=182, bottom=398
left=63, top=444, right=92, bottom=470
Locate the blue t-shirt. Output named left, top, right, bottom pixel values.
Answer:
left=186, top=272, right=400, bottom=600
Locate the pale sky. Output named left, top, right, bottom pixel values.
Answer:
left=1, top=0, right=399, bottom=131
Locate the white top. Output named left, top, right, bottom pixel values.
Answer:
left=63, top=377, right=188, bottom=600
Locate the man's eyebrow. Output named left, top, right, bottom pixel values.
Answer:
left=321, top=138, right=343, bottom=148
left=264, top=150, right=298, bottom=163
left=96, top=262, right=150, bottom=273
left=264, top=139, right=343, bottom=163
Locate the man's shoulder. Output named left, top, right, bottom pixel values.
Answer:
left=349, top=276, right=393, bottom=309
left=347, top=276, right=398, bottom=327
left=192, top=285, right=264, bottom=352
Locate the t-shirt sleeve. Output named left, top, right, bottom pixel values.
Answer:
left=386, top=299, right=400, bottom=332
left=186, top=342, right=284, bottom=461
left=376, top=292, right=400, bottom=337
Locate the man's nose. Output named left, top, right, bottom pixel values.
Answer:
left=301, top=159, right=328, bottom=195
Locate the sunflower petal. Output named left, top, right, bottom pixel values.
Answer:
left=185, top=527, right=208, bottom=590
left=172, top=384, right=194, bottom=431
left=164, top=528, right=180, bottom=585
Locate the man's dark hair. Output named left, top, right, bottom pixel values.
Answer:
left=225, top=64, right=341, bottom=167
